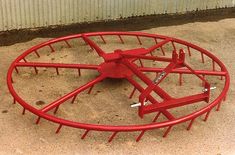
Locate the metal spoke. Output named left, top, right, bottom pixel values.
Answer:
left=148, top=38, right=171, bottom=53
left=81, top=34, right=106, bottom=57
left=40, top=75, right=106, bottom=113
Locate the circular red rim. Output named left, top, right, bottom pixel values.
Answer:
left=7, top=31, right=230, bottom=136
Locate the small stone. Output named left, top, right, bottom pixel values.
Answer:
left=2, top=110, right=8, bottom=113
left=51, top=58, right=55, bottom=60
left=39, top=90, right=43, bottom=92
left=39, top=137, right=47, bottom=143
left=15, top=148, right=23, bottom=154
left=96, top=90, right=101, bottom=93
left=35, top=100, right=46, bottom=105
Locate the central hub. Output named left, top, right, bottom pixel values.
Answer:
left=98, top=62, right=133, bottom=78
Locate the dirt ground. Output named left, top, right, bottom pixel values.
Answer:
left=0, top=18, right=235, bottom=155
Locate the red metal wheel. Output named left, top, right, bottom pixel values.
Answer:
left=7, top=32, right=230, bottom=142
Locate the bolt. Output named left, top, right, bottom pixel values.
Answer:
left=202, top=87, right=216, bottom=92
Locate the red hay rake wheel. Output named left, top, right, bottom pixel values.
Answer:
left=7, top=31, right=230, bottom=142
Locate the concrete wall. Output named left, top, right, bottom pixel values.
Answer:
left=0, top=0, right=234, bottom=31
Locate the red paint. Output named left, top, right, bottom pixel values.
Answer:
left=7, top=32, right=230, bottom=142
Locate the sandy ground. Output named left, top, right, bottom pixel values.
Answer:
left=0, top=18, right=235, bottom=155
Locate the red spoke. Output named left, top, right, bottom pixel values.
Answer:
left=121, top=38, right=171, bottom=60
left=15, top=62, right=100, bottom=70
left=81, top=34, right=105, bottom=57
left=148, top=38, right=171, bottom=53
left=139, top=67, right=226, bottom=76
left=40, top=75, right=106, bottom=113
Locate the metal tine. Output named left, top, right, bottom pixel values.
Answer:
left=35, top=116, right=41, bottom=124
left=15, top=67, right=19, bottom=74
left=54, top=105, right=60, bottom=114
left=216, top=102, right=222, bottom=111
left=22, top=108, right=26, bottom=115
left=71, top=95, right=77, bottom=104
left=154, top=37, right=158, bottom=44
left=64, top=40, right=71, bottom=48
left=88, top=85, right=94, bottom=94
left=49, top=44, right=55, bottom=53
left=154, top=38, right=165, bottom=55
left=78, top=69, right=81, bottom=76
left=139, top=59, right=144, bottom=67
left=34, top=50, right=40, bottom=57
left=108, top=132, right=118, bottom=143
left=23, top=58, right=27, bottom=62
left=152, top=112, right=161, bottom=122
left=81, top=130, right=90, bottom=139
left=220, top=75, right=223, bottom=80
left=223, top=94, right=227, bottom=101
left=187, top=46, right=191, bottom=56
left=179, top=73, right=183, bottom=86
left=171, top=41, right=176, bottom=51
left=100, top=35, right=106, bottom=44
left=163, top=126, right=172, bottom=137
left=34, top=67, right=38, bottom=74
left=56, top=68, right=59, bottom=75
left=118, top=35, right=124, bottom=44
left=160, top=46, right=165, bottom=56
left=136, top=36, right=142, bottom=45
left=136, top=130, right=146, bottom=142
left=129, top=87, right=137, bottom=99
left=13, top=98, right=16, bottom=104
left=201, top=52, right=205, bottom=63
left=204, top=110, right=212, bottom=121
left=220, top=68, right=223, bottom=80
left=212, top=60, right=215, bottom=71
left=55, top=124, right=63, bottom=134
left=187, top=118, right=195, bottom=130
